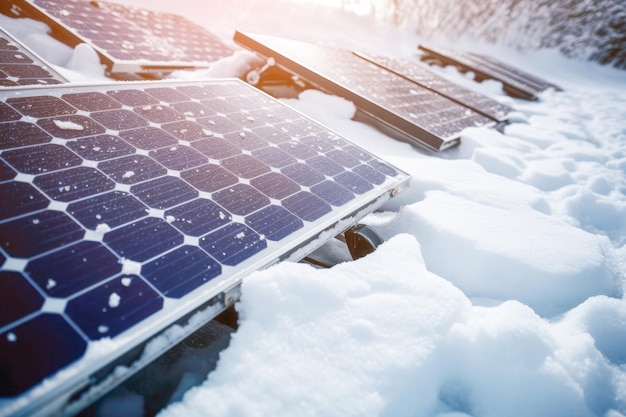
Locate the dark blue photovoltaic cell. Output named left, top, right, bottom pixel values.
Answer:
left=228, top=113, right=267, bottom=130
left=213, top=184, right=270, bottom=216
left=37, top=115, right=106, bottom=139
left=180, top=164, right=238, bottom=192
left=300, top=136, right=337, bottom=153
left=306, top=155, right=344, bottom=177
left=267, top=104, right=302, bottom=121
left=169, top=101, right=216, bottom=118
left=133, top=104, right=185, bottom=124
left=91, top=109, right=149, bottom=131
left=202, top=98, right=239, bottom=115
left=326, top=150, right=360, bottom=168
left=274, top=122, right=305, bottom=138
left=34, top=167, right=115, bottom=202
left=250, top=172, right=300, bottom=200
left=67, top=135, right=135, bottom=161
left=252, top=146, right=296, bottom=168
left=165, top=199, right=232, bottom=236
left=0, top=121, right=51, bottom=149
left=221, top=154, right=271, bottom=179
left=65, top=276, right=164, bottom=340
left=144, top=87, right=190, bottom=103
left=7, top=96, right=76, bottom=118
left=98, top=154, right=168, bottom=184
left=293, top=118, right=321, bottom=133
left=199, top=223, right=267, bottom=266
left=107, top=89, right=159, bottom=107
left=120, top=126, right=178, bottom=150
left=335, top=171, right=374, bottom=194
left=0, top=102, right=21, bottom=121
left=176, top=86, right=216, bottom=100
left=0, top=160, right=16, bottom=181
left=0, top=314, right=87, bottom=397
left=26, top=241, right=121, bottom=297
left=247, top=109, right=286, bottom=125
left=245, top=205, right=303, bottom=241
left=0, top=45, right=26, bottom=56
left=130, top=176, right=198, bottom=209
left=310, top=181, right=355, bottom=206
left=368, top=160, right=398, bottom=177
left=0, top=271, right=44, bottom=327
left=68, top=191, right=148, bottom=230
left=343, top=145, right=373, bottom=162
left=196, top=116, right=239, bottom=135
left=0, top=210, right=84, bottom=258
left=281, top=163, right=325, bottom=187
left=2, top=144, right=82, bottom=174
left=353, top=164, right=386, bottom=185
left=226, top=96, right=259, bottom=111
left=282, top=191, right=332, bottom=222
left=162, top=120, right=214, bottom=142
left=191, top=137, right=241, bottom=160
left=0, top=182, right=49, bottom=221
left=142, top=246, right=221, bottom=298
left=0, top=63, right=52, bottom=79
left=149, top=145, right=207, bottom=171
left=223, top=131, right=267, bottom=151
left=104, top=217, right=183, bottom=262
left=278, top=141, right=318, bottom=160
left=62, top=92, right=123, bottom=112
left=252, top=126, right=291, bottom=144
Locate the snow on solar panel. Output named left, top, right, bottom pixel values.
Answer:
left=354, top=52, right=515, bottom=123
left=0, top=27, right=68, bottom=86
left=8, top=0, right=235, bottom=76
left=0, top=78, right=409, bottom=417
left=418, top=44, right=561, bottom=100
left=234, top=31, right=495, bottom=152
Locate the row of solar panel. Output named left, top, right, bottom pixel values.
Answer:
left=2, top=0, right=562, bottom=153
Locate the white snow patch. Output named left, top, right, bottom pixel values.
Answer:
left=119, top=258, right=142, bottom=276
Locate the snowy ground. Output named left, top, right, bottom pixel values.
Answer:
left=3, top=0, right=626, bottom=416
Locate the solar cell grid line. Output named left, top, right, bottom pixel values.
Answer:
left=0, top=26, right=68, bottom=86
left=8, top=0, right=235, bottom=77
left=0, top=78, right=410, bottom=417
left=354, top=52, right=515, bottom=123
left=418, top=44, right=547, bottom=101
left=233, top=31, right=495, bottom=152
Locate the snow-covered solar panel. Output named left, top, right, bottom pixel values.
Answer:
left=8, top=0, right=235, bottom=77
left=234, top=31, right=495, bottom=152
left=0, top=26, right=68, bottom=86
left=354, top=52, right=514, bottom=123
left=418, top=44, right=561, bottom=100
left=0, top=79, right=409, bottom=417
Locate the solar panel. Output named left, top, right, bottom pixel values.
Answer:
left=0, top=78, right=409, bottom=417
left=354, top=52, right=515, bottom=123
left=7, top=0, right=235, bottom=77
left=0, top=26, right=68, bottom=86
left=418, top=44, right=561, bottom=100
left=233, top=31, right=495, bottom=152
left=468, top=51, right=563, bottom=93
